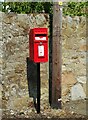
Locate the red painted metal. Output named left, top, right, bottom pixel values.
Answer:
left=29, top=28, right=48, bottom=63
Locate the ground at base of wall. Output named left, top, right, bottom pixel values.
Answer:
left=63, top=99, right=87, bottom=116
left=2, top=100, right=88, bottom=119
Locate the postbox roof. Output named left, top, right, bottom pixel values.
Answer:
left=32, top=28, right=48, bottom=34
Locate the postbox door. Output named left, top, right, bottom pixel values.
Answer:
left=34, top=42, right=48, bottom=63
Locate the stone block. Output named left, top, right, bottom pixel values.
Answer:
left=83, top=83, right=86, bottom=93
left=15, top=64, right=25, bottom=73
left=35, top=14, right=46, bottom=26
left=74, top=63, right=86, bottom=76
left=62, top=71, right=77, bottom=96
left=62, top=85, right=70, bottom=96
left=62, top=71, right=77, bottom=86
left=78, top=44, right=86, bottom=51
left=77, top=76, right=86, bottom=84
left=71, top=83, right=86, bottom=100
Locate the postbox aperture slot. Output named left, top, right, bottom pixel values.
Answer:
left=35, top=34, right=47, bottom=37
left=35, top=34, right=47, bottom=41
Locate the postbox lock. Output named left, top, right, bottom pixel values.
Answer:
left=40, top=42, right=42, bottom=45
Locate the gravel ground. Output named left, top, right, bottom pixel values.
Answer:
left=2, top=100, right=88, bottom=120
left=2, top=79, right=88, bottom=120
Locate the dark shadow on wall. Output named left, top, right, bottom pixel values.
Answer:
left=26, top=57, right=37, bottom=109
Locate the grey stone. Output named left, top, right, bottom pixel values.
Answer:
left=67, top=16, right=72, bottom=24
left=71, top=83, right=86, bottom=100
left=35, top=14, right=46, bottom=26
left=77, top=76, right=86, bottom=84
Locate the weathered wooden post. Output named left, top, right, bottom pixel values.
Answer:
left=51, top=2, right=63, bottom=108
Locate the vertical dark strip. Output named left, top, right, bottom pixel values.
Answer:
left=37, top=63, right=40, bottom=113
left=49, top=14, right=53, bottom=106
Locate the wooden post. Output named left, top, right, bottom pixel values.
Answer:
left=51, top=2, right=62, bottom=109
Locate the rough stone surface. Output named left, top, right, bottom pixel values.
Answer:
left=62, top=71, right=77, bottom=96
left=62, top=16, right=86, bottom=102
left=0, top=109, right=2, bottom=120
left=62, top=71, right=77, bottom=86
left=71, top=83, right=86, bottom=100
left=77, top=76, right=86, bottom=84
left=0, top=12, right=86, bottom=116
left=1, top=12, right=49, bottom=115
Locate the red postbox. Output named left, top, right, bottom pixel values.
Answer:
left=29, top=28, right=48, bottom=63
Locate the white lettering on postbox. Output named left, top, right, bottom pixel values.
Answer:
left=38, top=45, right=44, bottom=57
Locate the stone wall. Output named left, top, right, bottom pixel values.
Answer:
left=62, top=16, right=86, bottom=102
left=1, top=12, right=49, bottom=115
left=0, top=12, right=86, bottom=115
